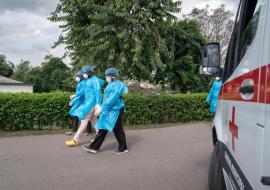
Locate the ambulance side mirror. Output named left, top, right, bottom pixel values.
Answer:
left=200, top=42, right=221, bottom=77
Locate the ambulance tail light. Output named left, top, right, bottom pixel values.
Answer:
left=200, top=42, right=221, bottom=77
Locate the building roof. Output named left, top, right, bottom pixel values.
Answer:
left=0, top=75, right=23, bottom=84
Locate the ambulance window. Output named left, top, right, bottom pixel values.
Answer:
left=237, top=0, right=261, bottom=64
left=224, top=0, right=261, bottom=81
left=223, top=1, right=242, bottom=81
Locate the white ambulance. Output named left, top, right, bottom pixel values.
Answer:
left=200, top=0, right=270, bottom=189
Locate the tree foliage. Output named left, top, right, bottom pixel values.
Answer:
left=1, top=53, right=73, bottom=92
left=0, top=54, right=14, bottom=77
left=11, top=55, right=74, bottom=92
left=154, top=20, right=209, bottom=92
left=33, top=55, right=73, bottom=92
left=12, top=60, right=31, bottom=82
left=49, top=0, right=181, bottom=80
left=24, top=67, right=44, bottom=92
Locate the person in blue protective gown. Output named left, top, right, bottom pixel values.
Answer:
left=206, top=77, right=222, bottom=113
left=66, top=71, right=86, bottom=135
left=65, top=71, right=92, bottom=136
left=83, top=68, right=128, bottom=154
left=65, top=66, right=104, bottom=146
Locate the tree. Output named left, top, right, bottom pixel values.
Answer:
left=154, top=20, right=209, bottom=92
left=24, top=55, right=73, bottom=92
left=24, top=67, right=44, bottom=92
left=12, top=60, right=31, bottom=82
left=0, top=54, right=14, bottom=77
left=40, top=55, right=73, bottom=92
left=184, top=4, right=234, bottom=63
left=49, top=0, right=181, bottom=80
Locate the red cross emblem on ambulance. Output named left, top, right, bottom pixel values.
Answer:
left=229, top=106, right=238, bottom=152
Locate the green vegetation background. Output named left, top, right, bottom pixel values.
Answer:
left=0, top=92, right=212, bottom=131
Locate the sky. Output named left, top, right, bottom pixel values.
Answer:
left=180, top=0, right=239, bottom=15
left=0, top=0, right=239, bottom=67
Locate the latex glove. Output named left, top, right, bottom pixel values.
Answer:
left=69, top=101, right=73, bottom=107
left=70, top=94, right=76, bottom=100
left=95, top=104, right=102, bottom=116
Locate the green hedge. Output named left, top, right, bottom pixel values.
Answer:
left=0, top=92, right=212, bottom=131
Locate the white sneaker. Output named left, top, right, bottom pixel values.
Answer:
left=83, top=146, right=98, bottom=154
left=113, top=149, right=129, bottom=155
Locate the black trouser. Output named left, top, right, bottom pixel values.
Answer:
left=90, top=108, right=127, bottom=151
left=86, top=121, right=92, bottom=134
left=71, top=116, right=79, bottom=132
left=71, top=116, right=92, bottom=133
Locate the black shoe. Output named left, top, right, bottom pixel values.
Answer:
left=113, top=149, right=128, bottom=155
left=83, top=146, right=98, bottom=154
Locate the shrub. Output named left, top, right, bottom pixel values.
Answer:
left=0, top=92, right=211, bottom=131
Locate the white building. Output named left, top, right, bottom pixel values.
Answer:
left=0, top=75, right=33, bottom=93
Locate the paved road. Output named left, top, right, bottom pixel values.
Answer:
left=0, top=122, right=213, bottom=190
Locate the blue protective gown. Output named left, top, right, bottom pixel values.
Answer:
left=95, top=80, right=128, bottom=132
left=69, top=79, right=86, bottom=117
left=207, top=80, right=222, bottom=113
left=74, top=76, right=104, bottom=121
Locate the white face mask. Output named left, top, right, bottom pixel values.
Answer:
left=83, top=73, right=88, bottom=79
left=75, top=77, right=81, bottom=82
left=106, top=76, right=112, bottom=83
left=216, top=77, right=221, bottom=81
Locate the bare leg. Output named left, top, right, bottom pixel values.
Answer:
left=73, top=119, right=89, bottom=142
left=73, top=107, right=97, bottom=143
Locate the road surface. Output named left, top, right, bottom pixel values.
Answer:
left=0, top=122, right=212, bottom=190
